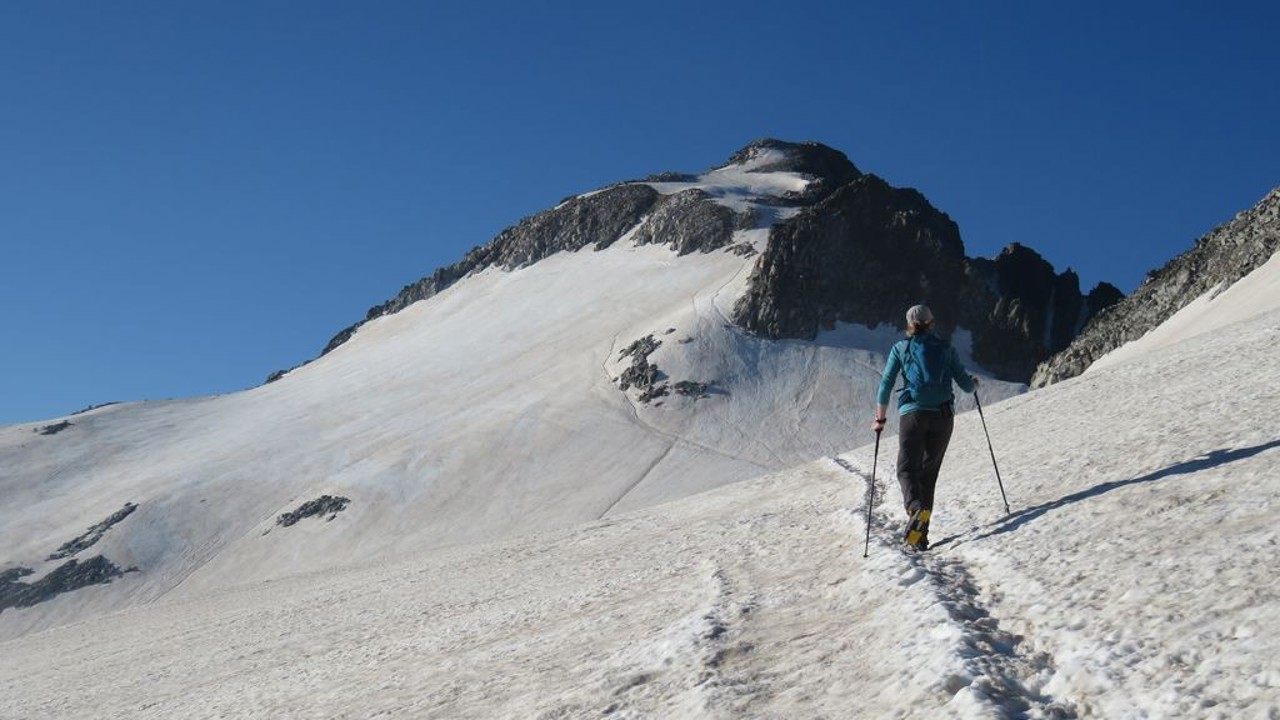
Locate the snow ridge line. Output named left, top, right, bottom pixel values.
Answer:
left=827, top=455, right=1077, bottom=718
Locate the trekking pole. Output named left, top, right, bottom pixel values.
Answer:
left=863, top=428, right=882, bottom=558
left=973, top=391, right=1011, bottom=514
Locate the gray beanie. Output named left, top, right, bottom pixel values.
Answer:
left=906, top=304, right=934, bottom=326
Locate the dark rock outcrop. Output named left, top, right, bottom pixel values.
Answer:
left=616, top=335, right=664, bottom=396
left=70, top=401, right=121, bottom=416
left=733, top=174, right=968, bottom=338
left=277, top=495, right=351, bottom=527
left=1, top=556, right=133, bottom=613
left=618, top=360, right=662, bottom=393
left=613, top=335, right=717, bottom=404
left=1032, top=188, right=1280, bottom=387
left=265, top=367, right=293, bottom=384
left=638, top=384, right=670, bottom=404
left=1085, top=283, right=1126, bottom=322
left=643, top=171, right=699, bottom=183
left=631, top=189, right=738, bottom=255
left=35, top=421, right=73, bottom=436
left=959, top=244, right=1122, bottom=381
left=48, top=503, right=138, bottom=561
left=619, top=335, right=662, bottom=362
left=672, top=381, right=712, bottom=399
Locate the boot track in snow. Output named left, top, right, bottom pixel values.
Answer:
left=829, top=455, right=1078, bottom=718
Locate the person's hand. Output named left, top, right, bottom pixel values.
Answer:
left=871, top=417, right=886, bottom=432
left=972, top=376, right=981, bottom=388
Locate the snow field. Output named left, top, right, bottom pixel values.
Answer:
left=902, top=307, right=1280, bottom=718
left=6, top=161, right=1276, bottom=717
left=0, top=241, right=755, bottom=637
left=0, top=157, right=1021, bottom=641
left=7, top=304, right=1276, bottom=717
left=0, top=461, right=945, bottom=719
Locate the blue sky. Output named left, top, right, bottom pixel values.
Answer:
left=2, top=1, right=1277, bottom=424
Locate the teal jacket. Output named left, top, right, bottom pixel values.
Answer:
left=876, top=333, right=977, bottom=415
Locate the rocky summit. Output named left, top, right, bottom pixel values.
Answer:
left=286, top=139, right=1121, bottom=385
left=730, top=163, right=1121, bottom=383
left=1032, top=187, right=1280, bottom=387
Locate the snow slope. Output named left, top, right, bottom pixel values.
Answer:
left=3, top=294, right=1277, bottom=719
left=0, top=162, right=1021, bottom=641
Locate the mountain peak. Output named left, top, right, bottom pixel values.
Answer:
left=721, top=139, right=862, bottom=187
left=282, top=139, right=1116, bottom=385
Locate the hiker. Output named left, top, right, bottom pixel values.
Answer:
left=872, top=304, right=978, bottom=551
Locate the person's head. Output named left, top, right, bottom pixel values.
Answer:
left=905, top=304, right=934, bottom=336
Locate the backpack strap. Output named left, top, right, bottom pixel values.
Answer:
left=900, top=337, right=919, bottom=383
left=897, top=337, right=916, bottom=396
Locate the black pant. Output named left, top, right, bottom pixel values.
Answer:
left=896, top=408, right=954, bottom=515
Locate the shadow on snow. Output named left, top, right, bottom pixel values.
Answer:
left=933, top=438, right=1280, bottom=549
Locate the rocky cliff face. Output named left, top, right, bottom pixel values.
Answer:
left=279, top=139, right=1121, bottom=385
left=732, top=180, right=1121, bottom=382
left=733, top=174, right=968, bottom=336
left=1031, top=188, right=1280, bottom=387
left=630, top=189, right=739, bottom=255
left=959, top=245, right=1122, bottom=381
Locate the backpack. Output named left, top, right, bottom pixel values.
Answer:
left=896, top=334, right=954, bottom=409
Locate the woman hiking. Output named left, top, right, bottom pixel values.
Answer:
left=872, top=304, right=978, bottom=551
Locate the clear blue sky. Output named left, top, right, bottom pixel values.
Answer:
left=2, top=1, right=1277, bottom=424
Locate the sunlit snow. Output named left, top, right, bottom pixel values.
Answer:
left=2, top=167, right=1276, bottom=718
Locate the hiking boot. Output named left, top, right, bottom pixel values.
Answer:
left=904, top=507, right=931, bottom=550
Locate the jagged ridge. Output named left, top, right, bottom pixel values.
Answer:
left=960, top=244, right=1122, bottom=381
left=733, top=177, right=1121, bottom=382
left=1032, top=188, right=1280, bottom=387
